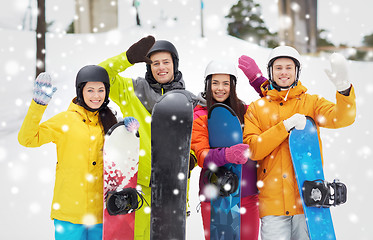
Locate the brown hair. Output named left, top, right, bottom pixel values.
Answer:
left=205, top=75, right=246, bottom=125
left=99, top=107, right=118, bottom=134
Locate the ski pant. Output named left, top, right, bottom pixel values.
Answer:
left=200, top=194, right=260, bottom=240
left=134, top=184, right=151, bottom=239
left=260, top=214, right=309, bottom=240
left=54, top=219, right=102, bottom=240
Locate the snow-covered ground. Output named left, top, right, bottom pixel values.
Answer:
left=1, top=12, right=373, bottom=240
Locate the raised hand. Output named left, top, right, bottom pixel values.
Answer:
left=33, top=72, right=57, bottom=105
left=238, top=55, right=262, bottom=82
left=324, top=53, right=351, bottom=92
left=126, top=35, right=155, bottom=64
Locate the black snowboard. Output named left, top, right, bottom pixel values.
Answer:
left=150, top=90, right=194, bottom=240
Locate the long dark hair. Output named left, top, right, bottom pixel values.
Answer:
left=99, top=107, right=117, bottom=134
left=205, top=75, right=246, bottom=124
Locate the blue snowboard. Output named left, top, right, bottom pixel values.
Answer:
left=289, top=117, right=336, bottom=240
left=208, top=103, right=242, bottom=240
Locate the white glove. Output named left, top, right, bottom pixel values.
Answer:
left=324, top=53, right=351, bottom=92
left=283, top=113, right=307, bottom=132
left=33, top=72, right=57, bottom=105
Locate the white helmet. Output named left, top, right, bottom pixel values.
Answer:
left=204, top=60, right=237, bottom=79
left=267, top=46, right=301, bottom=67
left=267, top=46, right=302, bottom=90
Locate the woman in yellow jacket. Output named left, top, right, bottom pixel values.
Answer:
left=18, top=65, right=117, bottom=240
left=243, top=46, right=356, bottom=240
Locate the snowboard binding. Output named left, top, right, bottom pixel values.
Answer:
left=302, top=179, right=347, bottom=207
left=206, top=167, right=239, bottom=197
left=106, top=187, right=146, bottom=215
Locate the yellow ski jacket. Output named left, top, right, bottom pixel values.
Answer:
left=18, top=99, right=104, bottom=224
left=243, top=81, right=356, bottom=218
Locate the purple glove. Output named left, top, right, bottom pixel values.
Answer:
left=238, top=55, right=262, bottom=82
left=225, top=143, right=250, bottom=164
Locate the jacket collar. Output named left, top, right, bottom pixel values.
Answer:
left=261, top=80, right=307, bottom=102
left=69, top=98, right=99, bottom=123
left=147, top=72, right=186, bottom=94
left=149, top=72, right=185, bottom=94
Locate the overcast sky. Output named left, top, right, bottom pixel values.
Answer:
left=1, top=0, right=372, bottom=46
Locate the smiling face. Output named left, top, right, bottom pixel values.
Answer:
left=211, top=74, right=230, bottom=103
left=150, top=51, right=174, bottom=84
left=82, top=81, right=106, bottom=110
left=272, top=57, right=296, bottom=88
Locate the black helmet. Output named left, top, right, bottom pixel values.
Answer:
left=145, top=40, right=180, bottom=83
left=146, top=40, right=179, bottom=59
left=75, top=65, right=110, bottom=111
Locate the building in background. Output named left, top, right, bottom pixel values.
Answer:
left=74, top=0, right=118, bottom=33
left=278, top=0, right=317, bottom=53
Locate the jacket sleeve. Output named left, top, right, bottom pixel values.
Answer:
left=251, top=76, right=267, bottom=98
left=18, top=100, right=59, bottom=147
left=243, top=103, right=289, bottom=161
left=98, top=51, right=135, bottom=105
left=191, top=113, right=229, bottom=168
left=313, top=86, right=356, bottom=128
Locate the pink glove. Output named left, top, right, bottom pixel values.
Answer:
left=238, top=55, right=262, bottom=83
left=225, top=143, right=250, bottom=164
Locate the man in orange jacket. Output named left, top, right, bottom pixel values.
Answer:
left=243, top=46, right=356, bottom=240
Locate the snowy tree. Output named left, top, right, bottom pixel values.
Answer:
left=317, top=29, right=335, bottom=48
left=363, top=32, right=373, bottom=47
left=225, top=0, right=276, bottom=47
left=362, top=33, right=373, bottom=61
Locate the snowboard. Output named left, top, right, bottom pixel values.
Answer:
left=103, top=117, right=140, bottom=240
left=289, top=117, right=336, bottom=240
left=150, top=90, right=194, bottom=240
left=207, top=103, right=243, bottom=240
